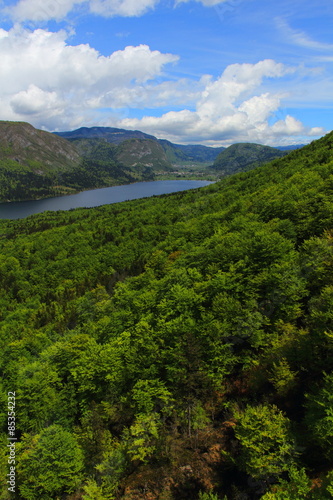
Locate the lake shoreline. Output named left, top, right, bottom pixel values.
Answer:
left=0, top=180, right=214, bottom=220
left=0, top=175, right=215, bottom=205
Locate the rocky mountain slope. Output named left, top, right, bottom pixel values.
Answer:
left=0, top=121, right=138, bottom=202
left=0, top=120, right=80, bottom=171
left=114, top=138, right=172, bottom=171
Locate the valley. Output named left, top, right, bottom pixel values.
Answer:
left=0, top=120, right=302, bottom=203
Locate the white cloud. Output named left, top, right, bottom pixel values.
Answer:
left=271, top=115, right=305, bottom=136
left=90, top=78, right=202, bottom=109
left=118, top=60, right=325, bottom=145
left=270, top=116, right=323, bottom=139
left=89, top=0, right=159, bottom=17
left=6, top=0, right=160, bottom=22
left=276, top=18, right=333, bottom=52
left=0, top=26, right=325, bottom=145
left=238, top=94, right=281, bottom=124
left=10, top=84, right=64, bottom=115
left=7, top=0, right=85, bottom=22
left=196, top=60, right=288, bottom=121
left=6, top=0, right=230, bottom=22
left=0, top=27, right=179, bottom=129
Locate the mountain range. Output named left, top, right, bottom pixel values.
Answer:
left=55, top=126, right=226, bottom=166
left=0, top=120, right=306, bottom=202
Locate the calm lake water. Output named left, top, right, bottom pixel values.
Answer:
left=0, top=180, right=213, bottom=220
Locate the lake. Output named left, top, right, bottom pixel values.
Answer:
left=0, top=180, right=213, bottom=220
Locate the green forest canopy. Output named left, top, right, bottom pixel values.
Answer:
left=1, top=131, right=333, bottom=498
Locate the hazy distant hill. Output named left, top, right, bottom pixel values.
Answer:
left=158, top=139, right=225, bottom=164
left=276, top=144, right=306, bottom=151
left=57, top=126, right=303, bottom=169
left=212, top=142, right=287, bottom=175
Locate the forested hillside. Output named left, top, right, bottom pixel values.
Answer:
left=2, top=132, right=333, bottom=499
left=156, top=140, right=225, bottom=165
left=0, top=121, right=82, bottom=201
left=56, top=127, right=225, bottom=165
left=114, top=138, right=172, bottom=172
left=0, top=122, right=138, bottom=202
left=212, top=142, right=287, bottom=175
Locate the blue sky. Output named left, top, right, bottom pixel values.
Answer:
left=0, top=0, right=332, bottom=146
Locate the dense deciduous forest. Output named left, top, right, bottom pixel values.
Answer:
left=1, top=131, right=333, bottom=499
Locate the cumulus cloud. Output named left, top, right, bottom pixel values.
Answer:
left=0, top=27, right=179, bottom=129
left=6, top=0, right=85, bottom=23
left=271, top=116, right=323, bottom=138
left=89, top=78, right=202, bottom=110
left=196, top=60, right=288, bottom=120
left=118, top=60, right=324, bottom=145
left=0, top=27, right=324, bottom=145
left=10, top=85, right=64, bottom=115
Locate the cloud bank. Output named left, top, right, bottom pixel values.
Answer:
left=119, top=60, right=323, bottom=145
left=0, top=27, right=324, bottom=145
left=0, top=27, right=179, bottom=129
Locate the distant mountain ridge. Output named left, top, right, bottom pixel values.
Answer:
left=55, top=126, right=156, bottom=144
left=56, top=126, right=305, bottom=166
left=55, top=127, right=225, bottom=165
left=158, top=139, right=225, bottom=164
left=276, top=144, right=306, bottom=151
